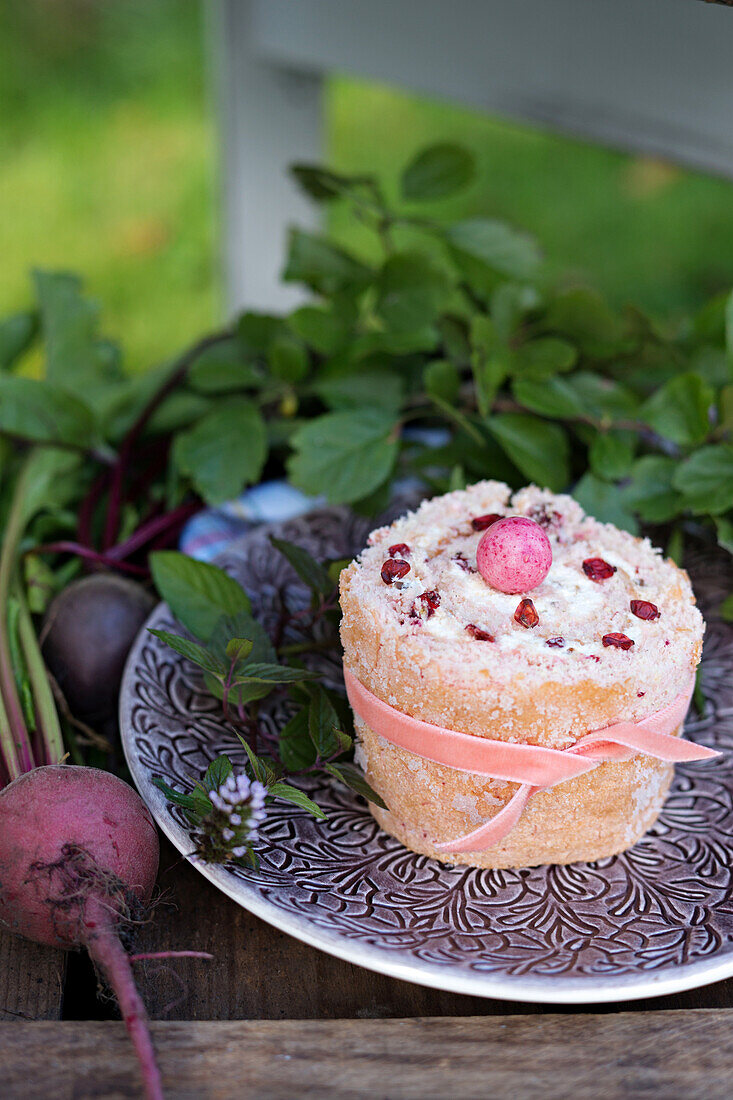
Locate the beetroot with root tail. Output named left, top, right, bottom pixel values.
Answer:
left=0, top=766, right=163, bottom=1099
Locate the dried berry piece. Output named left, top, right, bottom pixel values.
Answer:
left=381, top=559, right=410, bottom=584
left=529, top=505, right=563, bottom=529
left=514, top=598, right=539, bottom=628
left=583, top=558, right=617, bottom=582
left=451, top=553, right=475, bottom=572
left=417, top=590, right=440, bottom=618
left=466, top=623, right=495, bottom=641
left=630, top=599, right=661, bottom=621
left=546, top=637, right=565, bottom=648
left=471, top=513, right=503, bottom=531
left=388, top=542, right=410, bottom=558
left=602, top=632, right=634, bottom=650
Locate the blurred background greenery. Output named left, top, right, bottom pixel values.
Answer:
left=3, top=0, right=733, bottom=371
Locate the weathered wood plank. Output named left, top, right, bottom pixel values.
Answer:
left=0, top=929, right=66, bottom=1021
left=4, top=1011, right=733, bottom=1099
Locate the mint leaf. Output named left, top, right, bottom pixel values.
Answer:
left=488, top=413, right=569, bottom=491
left=188, top=339, right=262, bottom=394
left=279, top=706, right=317, bottom=771
left=173, top=398, right=267, bottom=505
left=307, top=686, right=341, bottom=757
left=268, top=781, right=327, bottom=820
left=673, top=445, right=733, bottom=514
left=270, top=536, right=333, bottom=595
left=401, top=143, right=475, bottom=201
left=148, top=629, right=227, bottom=678
left=226, top=638, right=254, bottom=662
left=234, top=663, right=315, bottom=685
left=423, top=359, right=460, bottom=404
left=150, top=551, right=251, bottom=641
left=152, top=777, right=210, bottom=817
left=447, top=218, right=541, bottom=279
left=288, top=409, right=399, bottom=505
left=544, top=289, right=628, bottom=358
left=202, top=755, right=234, bottom=791
left=324, top=762, right=388, bottom=810
left=268, top=335, right=309, bottom=383
left=287, top=306, right=348, bottom=355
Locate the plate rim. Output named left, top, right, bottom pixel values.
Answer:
left=120, top=558, right=733, bottom=1007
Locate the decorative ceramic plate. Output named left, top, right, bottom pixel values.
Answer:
left=120, top=509, right=733, bottom=1004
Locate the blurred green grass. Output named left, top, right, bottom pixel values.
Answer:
left=3, top=1, right=733, bottom=370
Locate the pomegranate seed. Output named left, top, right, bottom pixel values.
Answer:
left=546, top=636, right=565, bottom=648
left=583, top=558, right=617, bottom=582
left=416, top=590, right=440, bottom=618
left=630, top=599, right=660, bottom=621
left=466, top=623, right=494, bottom=641
left=451, top=552, right=475, bottom=572
left=471, top=513, right=503, bottom=531
left=529, top=506, right=563, bottom=529
left=381, top=559, right=410, bottom=584
left=514, top=598, right=539, bottom=628
left=602, top=632, right=634, bottom=650
left=638, top=691, right=646, bottom=697
left=389, top=542, right=410, bottom=558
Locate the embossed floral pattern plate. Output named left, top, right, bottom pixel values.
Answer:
left=120, top=509, right=733, bottom=1004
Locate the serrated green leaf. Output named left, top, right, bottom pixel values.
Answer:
left=278, top=705, right=317, bottom=771
left=588, top=432, right=635, bottom=481
left=149, top=629, right=227, bottom=677
left=237, top=312, right=284, bottom=356
left=152, top=777, right=208, bottom=816
left=401, top=143, right=475, bottom=201
left=488, top=413, right=569, bottom=491
left=268, top=334, right=309, bottom=383
left=150, top=551, right=251, bottom=640
left=283, top=229, right=372, bottom=295
left=188, top=339, right=262, bottom=393
left=512, top=376, right=586, bottom=420
left=268, top=781, right=327, bottom=820
left=202, top=755, right=234, bottom=791
left=641, top=372, right=713, bottom=446
left=307, top=688, right=341, bottom=758
left=226, top=638, right=254, bottom=662
left=514, top=337, right=578, bottom=380
left=287, top=306, right=348, bottom=355
left=0, top=375, right=99, bottom=449
left=173, top=398, right=267, bottom=505
left=0, top=311, right=36, bottom=370
left=544, top=288, right=629, bottom=358
left=622, top=456, right=682, bottom=522
left=573, top=473, right=638, bottom=533
left=288, top=408, right=398, bottom=505
left=673, top=444, right=733, bottom=514
left=324, top=762, right=388, bottom=810
left=234, top=663, right=315, bottom=686
left=236, top=735, right=278, bottom=786
left=376, top=251, right=453, bottom=332
left=447, top=218, right=541, bottom=279
left=270, top=536, right=333, bottom=595
left=314, top=371, right=404, bottom=414
left=725, top=289, right=733, bottom=368
left=423, top=359, right=460, bottom=404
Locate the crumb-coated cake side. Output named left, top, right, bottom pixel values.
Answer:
left=339, top=481, right=706, bottom=869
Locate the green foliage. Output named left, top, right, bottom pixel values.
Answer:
left=400, top=143, right=476, bottom=202
left=149, top=552, right=251, bottom=640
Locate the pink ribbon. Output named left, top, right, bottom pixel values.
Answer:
left=343, top=667, right=719, bottom=854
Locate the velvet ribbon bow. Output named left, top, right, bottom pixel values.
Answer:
left=343, top=667, right=719, bottom=853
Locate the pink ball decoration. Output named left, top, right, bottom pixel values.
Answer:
left=476, top=516, right=552, bottom=594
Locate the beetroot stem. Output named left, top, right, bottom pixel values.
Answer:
left=15, top=583, right=64, bottom=766
left=102, top=330, right=231, bottom=550
left=85, top=921, right=164, bottom=1100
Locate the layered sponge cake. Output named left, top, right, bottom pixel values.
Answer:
left=339, top=481, right=709, bottom=869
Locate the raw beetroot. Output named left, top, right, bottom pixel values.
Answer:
left=0, top=766, right=163, bottom=1099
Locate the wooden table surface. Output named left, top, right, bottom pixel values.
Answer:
left=3, top=830, right=733, bottom=1097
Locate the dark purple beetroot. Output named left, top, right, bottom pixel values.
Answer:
left=42, top=575, right=155, bottom=724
